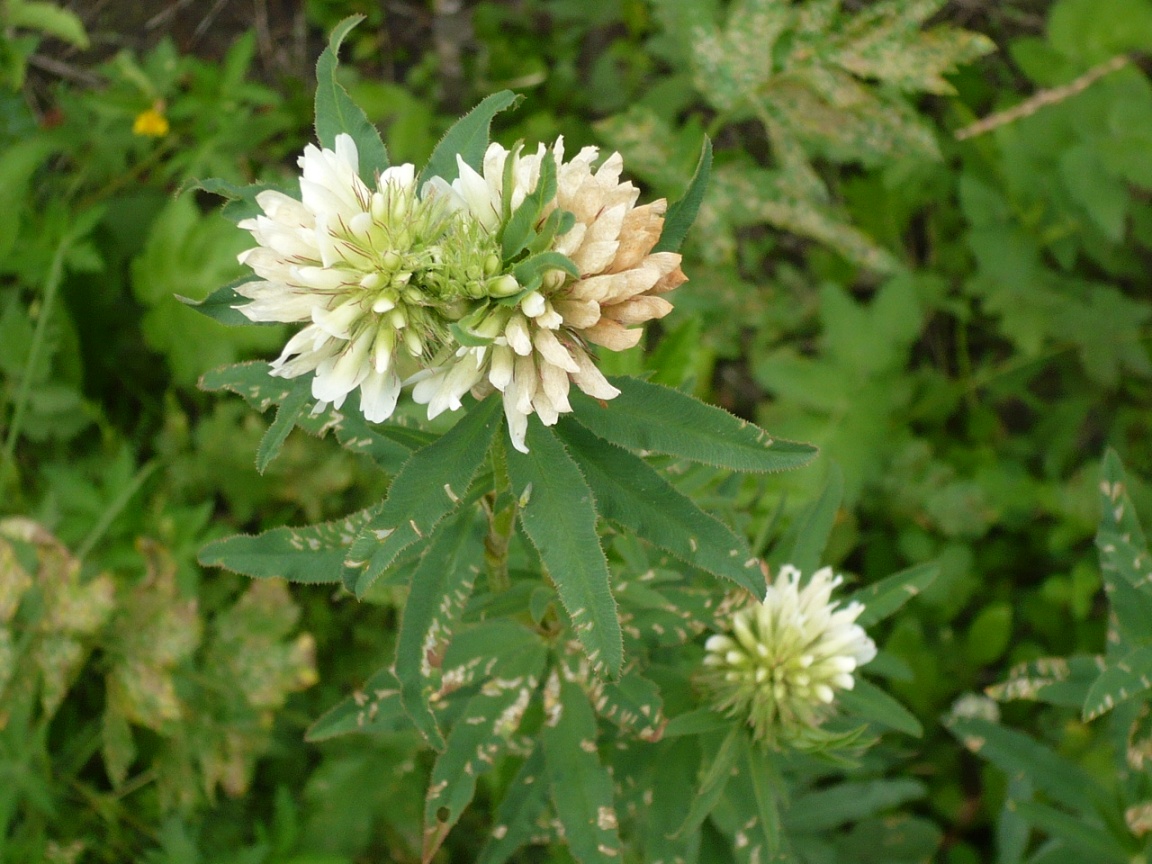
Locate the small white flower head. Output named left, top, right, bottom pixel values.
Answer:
left=416, top=139, right=684, bottom=452
left=702, top=565, right=877, bottom=747
left=234, top=133, right=498, bottom=423
left=948, top=693, right=1001, bottom=724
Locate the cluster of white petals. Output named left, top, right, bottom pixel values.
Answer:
left=235, top=132, right=683, bottom=450
left=703, top=565, right=877, bottom=745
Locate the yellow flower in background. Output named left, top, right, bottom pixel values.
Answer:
left=133, top=105, right=169, bottom=138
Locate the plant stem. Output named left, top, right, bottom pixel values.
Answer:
left=483, top=437, right=515, bottom=593
left=75, top=459, right=159, bottom=560
left=0, top=232, right=73, bottom=493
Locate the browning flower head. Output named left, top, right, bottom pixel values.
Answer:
left=702, top=565, right=876, bottom=747
left=415, top=138, right=684, bottom=451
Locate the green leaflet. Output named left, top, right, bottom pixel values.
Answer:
left=787, top=779, right=927, bottom=833
left=584, top=668, right=666, bottom=741
left=475, top=746, right=550, bottom=864
left=189, top=178, right=293, bottom=224
left=837, top=677, right=923, bottom=737
left=422, top=639, right=547, bottom=863
left=673, top=725, right=740, bottom=839
left=505, top=424, right=623, bottom=679
left=570, top=376, right=817, bottom=473
left=343, top=396, right=502, bottom=597
left=304, top=667, right=408, bottom=741
left=314, top=15, right=389, bottom=182
left=736, top=733, right=783, bottom=862
left=198, top=506, right=378, bottom=584
left=179, top=279, right=264, bottom=328
left=945, top=717, right=1105, bottom=814
left=1010, top=801, right=1131, bottom=863
left=778, top=462, right=843, bottom=575
left=419, top=90, right=522, bottom=186
left=558, top=418, right=763, bottom=596
left=255, top=377, right=310, bottom=473
left=850, top=561, right=939, bottom=629
left=654, top=135, right=712, bottom=253
left=1083, top=644, right=1152, bottom=721
left=542, top=674, right=623, bottom=863
left=395, top=511, right=482, bottom=750
left=641, top=739, right=703, bottom=864
left=985, top=655, right=1103, bottom=708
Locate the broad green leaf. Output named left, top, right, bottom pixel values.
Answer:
left=395, top=511, right=481, bottom=749
left=674, top=726, right=740, bottom=838
left=199, top=507, right=377, bottom=584
left=986, top=655, right=1103, bottom=708
left=559, top=418, right=763, bottom=596
left=782, top=463, right=843, bottom=574
left=542, top=674, right=623, bottom=863
left=344, top=397, right=502, bottom=597
left=571, top=376, right=817, bottom=473
left=475, top=746, right=550, bottom=864
left=199, top=361, right=294, bottom=410
left=422, top=640, right=546, bottom=862
left=505, top=424, right=623, bottom=678
left=502, top=157, right=560, bottom=261
left=837, top=677, right=922, bottom=737
left=314, top=16, right=389, bottom=181
left=851, top=562, right=939, bottom=628
left=787, top=778, right=926, bottom=832
left=419, top=90, right=522, bottom=186
left=180, top=282, right=267, bottom=327
left=255, top=377, right=310, bottom=473
left=1011, top=801, right=1130, bottom=863
left=946, top=717, right=1104, bottom=813
left=1083, top=644, right=1152, bottom=721
left=331, top=406, right=431, bottom=472
left=655, top=135, right=712, bottom=253
left=304, top=667, right=409, bottom=741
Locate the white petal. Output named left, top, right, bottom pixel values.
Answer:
left=359, top=367, right=401, bottom=423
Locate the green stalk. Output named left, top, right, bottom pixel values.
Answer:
left=483, top=436, right=516, bottom=593
left=0, top=232, right=73, bottom=492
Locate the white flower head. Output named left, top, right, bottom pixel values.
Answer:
left=415, top=139, right=685, bottom=452
left=234, top=133, right=495, bottom=423
left=702, top=565, right=877, bottom=746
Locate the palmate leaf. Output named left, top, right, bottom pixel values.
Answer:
left=542, top=674, right=623, bottom=864
left=505, top=424, right=623, bottom=679
left=570, top=376, right=817, bottom=473
left=395, top=511, right=483, bottom=749
left=199, top=506, right=377, bottom=585
left=314, top=15, right=389, bottom=182
left=558, top=418, right=763, bottom=597
left=422, top=636, right=547, bottom=863
left=343, top=396, right=502, bottom=597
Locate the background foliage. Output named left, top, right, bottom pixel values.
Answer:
left=2, top=0, right=1151, bottom=861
